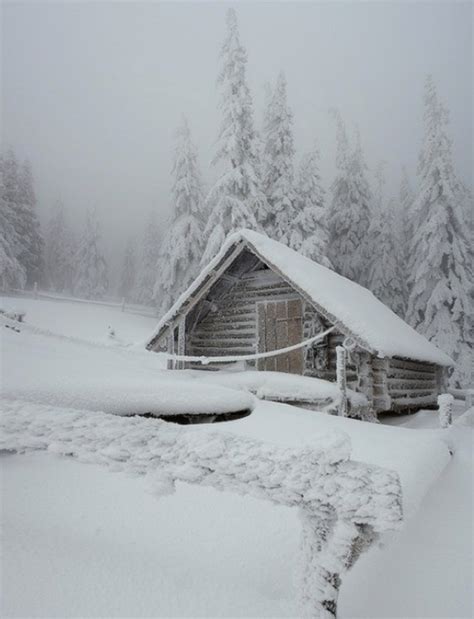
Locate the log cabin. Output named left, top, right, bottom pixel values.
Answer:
left=147, top=229, right=452, bottom=415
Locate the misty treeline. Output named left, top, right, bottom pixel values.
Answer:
left=0, top=8, right=471, bottom=386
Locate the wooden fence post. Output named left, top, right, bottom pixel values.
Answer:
left=336, top=346, right=347, bottom=417
left=438, top=393, right=454, bottom=428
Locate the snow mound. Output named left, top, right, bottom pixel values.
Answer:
left=184, top=369, right=367, bottom=412
left=1, top=317, right=253, bottom=417
left=0, top=399, right=402, bottom=534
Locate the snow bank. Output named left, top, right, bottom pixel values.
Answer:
left=0, top=399, right=400, bottom=534
left=1, top=317, right=252, bottom=417
left=207, top=401, right=452, bottom=520
left=184, top=369, right=367, bottom=410
left=1, top=399, right=402, bottom=617
left=147, top=229, right=452, bottom=366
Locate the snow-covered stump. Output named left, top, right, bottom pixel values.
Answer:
left=438, top=393, right=454, bottom=428
left=0, top=400, right=402, bottom=618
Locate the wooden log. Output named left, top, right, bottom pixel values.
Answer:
left=386, top=358, right=437, bottom=373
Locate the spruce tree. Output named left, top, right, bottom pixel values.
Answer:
left=261, top=71, right=296, bottom=243
left=407, top=75, right=472, bottom=386
left=118, top=238, right=137, bottom=303
left=44, top=201, right=76, bottom=292
left=290, top=144, right=331, bottom=267
left=368, top=198, right=406, bottom=316
left=201, top=8, right=265, bottom=264
left=74, top=209, right=108, bottom=300
left=327, top=113, right=372, bottom=285
left=135, top=208, right=161, bottom=306
left=17, top=160, right=44, bottom=287
left=154, top=118, right=205, bottom=314
left=399, top=165, right=415, bottom=305
left=0, top=155, right=26, bottom=290
left=1, top=151, right=44, bottom=288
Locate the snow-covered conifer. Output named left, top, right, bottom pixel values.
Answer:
left=201, top=8, right=265, bottom=264
left=135, top=208, right=161, bottom=306
left=406, top=76, right=472, bottom=386
left=16, top=159, right=44, bottom=286
left=154, top=117, right=205, bottom=313
left=118, top=239, right=137, bottom=302
left=327, top=113, right=372, bottom=285
left=290, top=144, right=331, bottom=267
left=261, top=71, right=296, bottom=243
left=0, top=155, right=26, bottom=290
left=44, top=201, right=76, bottom=292
left=399, top=165, right=415, bottom=304
left=74, top=209, right=108, bottom=299
left=367, top=198, right=406, bottom=316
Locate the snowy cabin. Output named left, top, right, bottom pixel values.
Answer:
left=147, top=230, right=452, bottom=414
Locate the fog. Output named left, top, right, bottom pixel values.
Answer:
left=2, top=1, right=472, bottom=283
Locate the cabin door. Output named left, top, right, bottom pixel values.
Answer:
left=256, top=299, right=303, bottom=374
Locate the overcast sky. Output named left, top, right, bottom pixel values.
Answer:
left=2, top=1, right=472, bottom=281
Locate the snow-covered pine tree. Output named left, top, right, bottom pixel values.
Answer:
left=367, top=198, right=406, bottom=316
left=290, top=144, right=331, bottom=267
left=44, top=201, right=76, bottom=292
left=327, top=113, right=372, bottom=285
left=406, top=75, right=473, bottom=386
left=0, top=154, right=26, bottom=290
left=135, top=208, right=161, bottom=306
left=154, top=117, right=205, bottom=314
left=73, top=209, right=108, bottom=300
left=201, top=8, right=265, bottom=264
left=399, top=165, right=415, bottom=304
left=17, top=159, right=44, bottom=287
left=118, top=238, right=137, bottom=303
left=261, top=71, right=296, bottom=243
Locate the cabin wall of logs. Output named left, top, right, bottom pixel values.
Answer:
left=153, top=251, right=441, bottom=414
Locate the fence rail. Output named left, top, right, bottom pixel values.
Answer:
left=448, top=388, right=474, bottom=409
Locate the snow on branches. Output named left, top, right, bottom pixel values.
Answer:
left=290, top=144, right=331, bottom=267
left=261, top=71, right=296, bottom=243
left=154, top=117, right=205, bottom=314
left=201, top=9, right=265, bottom=264
left=73, top=209, right=109, bottom=300
left=406, top=76, right=473, bottom=387
left=327, top=113, right=372, bottom=286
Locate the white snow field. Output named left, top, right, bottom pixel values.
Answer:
left=0, top=294, right=157, bottom=344
left=1, top=296, right=473, bottom=618
left=0, top=309, right=254, bottom=418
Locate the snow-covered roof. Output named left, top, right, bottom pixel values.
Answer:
left=148, top=229, right=452, bottom=366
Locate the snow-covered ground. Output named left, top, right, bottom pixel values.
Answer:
left=1, top=297, right=473, bottom=617
left=0, top=295, right=156, bottom=344
left=0, top=306, right=254, bottom=417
